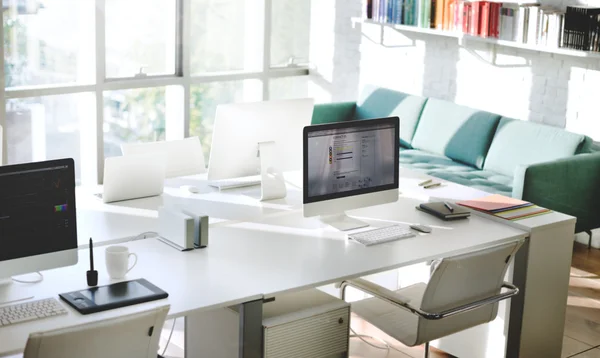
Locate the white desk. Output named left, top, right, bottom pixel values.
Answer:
left=0, top=169, right=575, bottom=358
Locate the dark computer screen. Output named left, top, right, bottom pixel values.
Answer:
left=0, top=159, right=77, bottom=262
left=303, top=117, right=399, bottom=204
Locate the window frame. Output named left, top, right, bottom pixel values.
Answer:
left=0, top=0, right=309, bottom=184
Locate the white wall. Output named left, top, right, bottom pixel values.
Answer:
left=309, top=0, right=600, bottom=141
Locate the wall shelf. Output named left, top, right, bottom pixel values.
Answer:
left=355, top=18, right=600, bottom=60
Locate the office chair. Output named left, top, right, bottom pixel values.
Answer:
left=22, top=305, right=169, bottom=358
left=340, top=240, right=523, bottom=358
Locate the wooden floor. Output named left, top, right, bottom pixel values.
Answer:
left=161, top=242, right=600, bottom=358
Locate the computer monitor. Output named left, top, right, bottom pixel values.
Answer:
left=303, top=117, right=399, bottom=231
left=121, top=137, right=206, bottom=178
left=0, top=159, right=78, bottom=286
left=207, top=98, right=314, bottom=181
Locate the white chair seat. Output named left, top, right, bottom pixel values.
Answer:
left=351, top=283, right=426, bottom=347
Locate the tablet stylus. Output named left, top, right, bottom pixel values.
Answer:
left=87, top=238, right=98, bottom=286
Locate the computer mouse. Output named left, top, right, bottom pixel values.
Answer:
left=180, top=185, right=200, bottom=194
left=410, top=224, right=432, bottom=233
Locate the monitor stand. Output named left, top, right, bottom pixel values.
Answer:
left=257, top=141, right=286, bottom=201
left=319, top=213, right=369, bottom=231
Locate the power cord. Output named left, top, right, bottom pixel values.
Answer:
left=349, top=327, right=404, bottom=354
left=131, top=231, right=160, bottom=242
left=350, top=327, right=390, bottom=351
left=12, top=272, right=44, bottom=284
left=161, top=317, right=177, bottom=357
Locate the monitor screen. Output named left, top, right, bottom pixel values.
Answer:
left=303, top=117, right=399, bottom=204
left=0, top=159, right=77, bottom=263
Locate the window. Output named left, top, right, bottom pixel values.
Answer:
left=271, top=0, right=310, bottom=68
left=190, top=0, right=262, bottom=74
left=3, top=0, right=95, bottom=87
left=6, top=93, right=94, bottom=182
left=103, top=87, right=168, bottom=157
left=2, top=0, right=311, bottom=185
left=190, top=80, right=261, bottom=162
left=105, top=0, right=177, bottom=78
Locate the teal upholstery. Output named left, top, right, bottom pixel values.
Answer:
left=484, top=117, right=587, bottom=177
left=312, top=86, right=599, bottom=233
left=400, top=149, right=513, bottom=196
left=355, top=85, right=428, bottom=148
left=311, top=102, right=355, bottom=125
left=411, top=99, right=501, bottom=169
left=514, top=152, right=600, bottom=233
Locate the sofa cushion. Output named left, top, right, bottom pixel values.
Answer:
left=355, top=85, right=427, bottom=148
left=410, top=98, right=501, bottom=170
left=484, top=117, right=587, bottom=177
left=400, top=149, right=513, bottom=197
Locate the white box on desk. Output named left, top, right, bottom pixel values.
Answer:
left=157, top=206, right=195, bottom=251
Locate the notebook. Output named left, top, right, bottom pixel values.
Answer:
left=417, top=202, right=471, bottom=220
left=457, top=194, right=531, bottom=212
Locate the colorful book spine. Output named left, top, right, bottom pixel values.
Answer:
left=435, top=0, right=445, bottom=29
left=462, top=2, right=470, bottom=33
left=469, top=1, right=480, bottom=36
left=480, top=2, right=490, bottom=37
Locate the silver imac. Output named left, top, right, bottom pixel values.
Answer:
left=207, top=98, right=314, bottom=182
left=0, top=159, right=78, bottom=294
left=303, top=117, right=400, bottom=231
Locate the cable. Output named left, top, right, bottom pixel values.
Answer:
left=349, top=327, right=405, bottom=354
left=132, top=231, right=160, bottom=242
left=350, top=327, right=391, bottom=351
left=12, top=271, right=44, bottom=284
left=161, top=317, right=177, bottom=357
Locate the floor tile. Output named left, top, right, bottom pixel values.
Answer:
left=562, top=336, right=594, bottom=358
left=565, top=291, right=600, bottom=346
left=570, top=347, right=600, bottom=358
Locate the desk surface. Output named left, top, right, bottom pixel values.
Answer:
left=75, top=169, right=572, bottom=247
left=1, top=168, right=572, bottom=357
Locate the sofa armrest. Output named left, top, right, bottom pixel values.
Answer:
left=311, top=102, right=356, bottom=125
left=512, top=152, right=600, bottom=233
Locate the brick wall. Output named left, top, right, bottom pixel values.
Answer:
left=310, top=0, right=600, bottom=141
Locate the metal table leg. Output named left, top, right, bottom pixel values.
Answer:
left=238, top=299, right=264, bottom=358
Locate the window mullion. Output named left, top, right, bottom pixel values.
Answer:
left=262, top=0, right=272, bottom=100
left=94, top=0, right=107, bottom=185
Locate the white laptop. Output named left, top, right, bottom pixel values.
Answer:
left=98, top=154, right=166, bottom=203
left=121, top=137, right=206, bottom=178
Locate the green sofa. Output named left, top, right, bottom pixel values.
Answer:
left=311, top=85, right=600, bottom=234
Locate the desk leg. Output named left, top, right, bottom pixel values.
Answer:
left=507, top=222, right=574, bottom=357
left=239, top=299, right=263, bottom=358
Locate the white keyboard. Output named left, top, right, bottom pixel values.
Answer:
left=348, top=225, right=416, bottom=246
left=207, top=176, right=261, bottom=190
left=0, top=297, right=68, bottom=327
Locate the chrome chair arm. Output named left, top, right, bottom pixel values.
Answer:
left=339, top=279, right=519, bottom=320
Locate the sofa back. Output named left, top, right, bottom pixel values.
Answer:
left=484, top=117, right=589, bottom=177
left=355, top=85, right=427, bottom=148
left=411, top=98, right=501, bottom=169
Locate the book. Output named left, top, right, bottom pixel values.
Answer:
left=527, top=5, right=540, bottom=44
left=480, top=1, right=490, bottom=37
left=435, top=0, right=445, bottom=28
left=490, top=2, right=500, bottom=38
left=457, top=194, right=531, bottom=212
left=418, top=202, right=471, bottom=220
left=462, top=2, right=470, bottom=33
left=493, top=205, right=551, bottom=220
left=469, top=1, right=480, bottom=36
left=499, top=6, right=515, bottom=40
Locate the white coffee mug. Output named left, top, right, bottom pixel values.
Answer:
left=105, top=245, right=138, bottom=279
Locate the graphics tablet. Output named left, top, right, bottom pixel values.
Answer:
left=59, top=278, right=168, bottom=315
